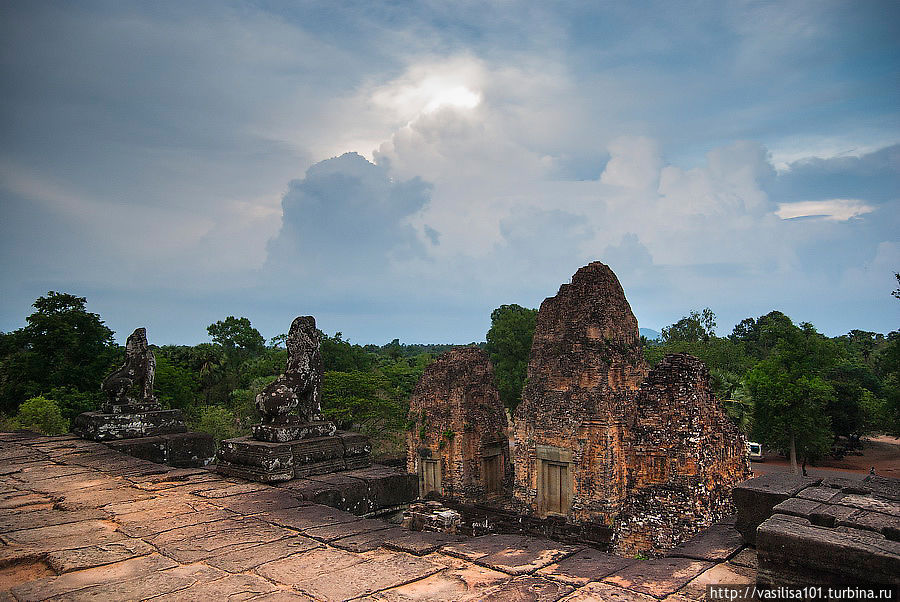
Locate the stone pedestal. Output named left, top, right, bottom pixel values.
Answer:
left=73, top=408, right=187, bottom=441
left=72, top=327, right=216, bottom=467
left=217, top=431, right=371, bottom=483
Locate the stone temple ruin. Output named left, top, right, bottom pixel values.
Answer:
left=407, top=347, right=512, bottom=503
left=217, top=315, right=371, bottom=482
left=409, top=261, right=750, bottom=554
left=73, top=327, right=215, bottom=467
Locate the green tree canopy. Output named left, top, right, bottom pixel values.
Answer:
left=748, top=320, right=837, bottom=472
left=660, top=307, right=716, bottom=343
left=485, top=304, right=538, bottom=411
left=207, top=316, right=265, bottom=353
left=0, top=292, right=116, bottom=414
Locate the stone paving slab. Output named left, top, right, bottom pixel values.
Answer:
left=666, top=522, right=744, bottom=562
left=678, top=562, right=757, bottom=600
left=441, top=534, right=580, bottom=575
left=604, top=557, right=714, bottom=599
left=330, top=526, right=407, bottom=553
left=45, top=537, right=155, bottom=573
left=382, top=530, right=465, bottom=556
left=263, top=503, right=360, bottom=532
left=208, top=489, right=307, bottom=515
left=149, top=571, right=280, bottom=601
left=8, top=553, right=179, bottom=601
left=303, top=517, right=396, bottom=543
left=561, top=581, right=658, bottom=602
left=205, top=535, right=322, bottom=573
left=480, top=574, right=574, bottom=601
left=366, top=561, right=509, bottom=601
left=286, top=550, right=443, bottom=601
left=3, top=519, right=128, bottom=551
left=537, top=547, right=637, bottom=586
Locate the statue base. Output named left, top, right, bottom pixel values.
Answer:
left=73, top=409, right=187, bottom=441
left=252, top=419, right=337, bottom=443
left=105, top=432, right=216, bottom=468
left=216, top=431, right=372, bottom=483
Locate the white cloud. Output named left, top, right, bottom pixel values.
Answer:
left=775, top=199, right=875, bottom=221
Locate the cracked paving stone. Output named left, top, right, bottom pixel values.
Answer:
left=303, top=518, right=395, bottom=543
left=604, top=558, right=714, bottom=599
left=262, top=505, right=359, bottom=532
left=666, top=523, right=744, bottom=562
left=148, top=571, right=280, bottom=601
left=282, top=549, right=443, bottom=601
left=678, top=562, right=757, bottom=600
left=9, top=553, right=178, bottom=602
left=46, top=538, right=156, bottom=573
left=330, top=526, right=406, bottom=553
left=441, top=535, right=580, bottom=575
left=366, top=561, right=511, bottom=601
left=206, top=535, right=321, bottom=573
left=537, top=548, right=637, bottom=586
left=480, top=575, right=574, bottom=601
left=561, top=581, right=658, bottom=602
left=3, top=520, right=128, bottom=551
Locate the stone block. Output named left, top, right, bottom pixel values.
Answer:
left=666, top=522, right=744, bottom=562
left=252, top=420, right=336, bottom=443
left=104, top=436, right=167, bottom=464
left=163, top=431, right=215, bottom=467
left=771, top=496, right=822, bottom=519
left=73, top=410, right=187, bottom=441
left=218, top=437, right=293, bottom=471
left=216, top=461, right=294, bottom=483
left=756, top=513, right=900, bottom=586
left=604, top=557, right=714, bottom=598
left=732, top=473, right=821, bottom=545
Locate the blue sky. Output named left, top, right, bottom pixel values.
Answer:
left=1, top=1, right=898, bottom=345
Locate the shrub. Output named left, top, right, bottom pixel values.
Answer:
left=10, top=396, right=69, bottom=435
left=186, top=406, right=244, bottom=443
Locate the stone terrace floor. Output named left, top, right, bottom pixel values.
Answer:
left=0, top=432, right=756, bottom=601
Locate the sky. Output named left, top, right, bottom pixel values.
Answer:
left=1, top=0, right=898, bottom=346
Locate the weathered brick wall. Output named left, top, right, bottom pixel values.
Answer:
left=407, top=347, right=512, bottom=503
left=513, top=261, right=750, bottom=554
left=618, top=353, right=750, bottom=554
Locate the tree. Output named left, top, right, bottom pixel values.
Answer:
left=485, top=304, right=538, bottom=411
left=660, top=308, right=717, bottom=344
left=892, top=272, right=899, bottom=300
left=748, top=320, right=836, bottom=473
left=207, top=316, right=265, bottom=354
left=0, top=292, right=116, bottom=414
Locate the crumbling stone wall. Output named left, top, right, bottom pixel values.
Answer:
left=407, top=347, right=512, bottom=503
left=618, top=353, right=750, bottom=554
left=512, top=261, right=750, bottom=554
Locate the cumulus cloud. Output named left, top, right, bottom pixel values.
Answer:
left=266, top=152, right=432, bottom=289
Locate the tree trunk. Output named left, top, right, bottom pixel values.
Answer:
left=790, top=433, right=799, bottom=474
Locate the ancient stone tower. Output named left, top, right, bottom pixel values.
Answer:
left=512, top=261, right=749, bottom=553
left=513, top=262, right=649, bottom=524
left=408, top=347, right=512, bottom=503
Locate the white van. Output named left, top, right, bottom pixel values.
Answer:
left=746, top=441, right=764, bottom=461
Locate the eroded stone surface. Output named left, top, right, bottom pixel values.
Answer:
left=604, top=557, right=714, bottom=598
left=537, top=547, right=636, bottom=586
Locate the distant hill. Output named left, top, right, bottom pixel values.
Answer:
left=639, top=328, right=661, bottom=341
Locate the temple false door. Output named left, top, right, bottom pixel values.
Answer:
left=481, top=442, right=504, bottom=496
left=420, top=458, right=441, bottom=496
left=536, top=445, right=572, bottom=517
